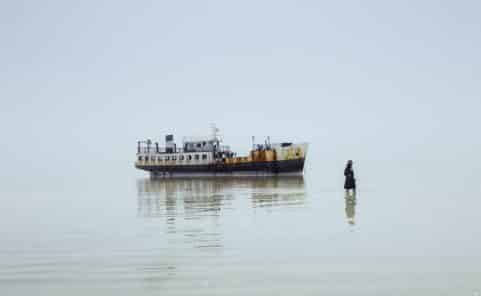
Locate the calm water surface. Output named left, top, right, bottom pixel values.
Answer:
left=1, top=164, right=480, bottom=295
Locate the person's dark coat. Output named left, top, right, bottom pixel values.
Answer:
left=344, top=166, right=356, bottom=190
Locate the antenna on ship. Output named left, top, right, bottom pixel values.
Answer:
left=211, top=124, right=222, bottom=156
left=211, top=123, right=220, bottom=142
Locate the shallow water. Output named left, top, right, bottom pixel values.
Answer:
left=1, top=166, right=480, bottom=295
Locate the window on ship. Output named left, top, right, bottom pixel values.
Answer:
left=195, top=154, right=200, bottom=160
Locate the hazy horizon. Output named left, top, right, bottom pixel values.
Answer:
left=1, top=1, right=481, bottom=294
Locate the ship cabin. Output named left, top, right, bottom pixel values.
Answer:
left=136, top=134, right=233, bottom=167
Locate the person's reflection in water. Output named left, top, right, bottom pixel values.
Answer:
left=345, top=191, right=357, bottom=226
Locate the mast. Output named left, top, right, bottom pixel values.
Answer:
left=211, top=124, right=219, bottom=141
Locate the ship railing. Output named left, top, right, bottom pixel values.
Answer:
left=138, top=147, right=218, bottom=155
left=137, top=147, right=187, bottom=154
left=137, top=144, right=231, bottom=155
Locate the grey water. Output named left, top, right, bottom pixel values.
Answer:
left=1, top=160, right=480, bottom=296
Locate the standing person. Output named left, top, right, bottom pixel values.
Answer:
left=344, top=160, right=356, bottom=195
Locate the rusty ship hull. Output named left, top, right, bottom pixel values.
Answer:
left=136, top=158, right=306, bottom=177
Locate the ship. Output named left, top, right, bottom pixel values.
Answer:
left=135, top=126, right=308, bottom=177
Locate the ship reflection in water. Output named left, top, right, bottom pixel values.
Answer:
left=136, top=177, right=306, bottom=249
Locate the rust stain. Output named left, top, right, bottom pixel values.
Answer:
left=226, top=148, right=278, bottom=164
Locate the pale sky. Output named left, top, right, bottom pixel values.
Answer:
left=1, top=0, right=480, bottom=189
